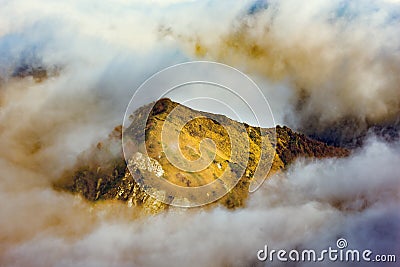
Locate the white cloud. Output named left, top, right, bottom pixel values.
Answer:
left=0, top=1, right=399, bottom=266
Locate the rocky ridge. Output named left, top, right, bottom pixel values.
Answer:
left=56, top=98, right=349, bottom=213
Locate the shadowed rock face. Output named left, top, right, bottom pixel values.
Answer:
left=56, top=98, right=349, bottom=212
left=10, top=63, right=61, bottom=82
left=12, top=65, right=48, bottom=82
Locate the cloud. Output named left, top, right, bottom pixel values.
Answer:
left=163, top=0, right=400, bottom=144
left=1, top=138, right=399, bottom=267
left=0, top=1, right=399, bottom=267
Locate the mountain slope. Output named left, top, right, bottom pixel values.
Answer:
left=56, top=98, right=349, bottom=212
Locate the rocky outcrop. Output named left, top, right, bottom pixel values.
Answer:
left=55, top=98, right=349, bottom=212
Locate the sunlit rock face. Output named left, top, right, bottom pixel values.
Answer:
left=56, top=98, right=349, bottom=212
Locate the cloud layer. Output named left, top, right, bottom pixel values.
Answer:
left=163, top=0, right=400, bottom=144
left=0, top=1, right=399, bottom=266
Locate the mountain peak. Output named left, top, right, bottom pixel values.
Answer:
left=56, top=98, right=349, bottom=212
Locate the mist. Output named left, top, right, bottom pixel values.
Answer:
left=162, top=0, right=400, bottom=145
left=0, top=0, right=399, bottom=266
left=1, top=137, right=399, bottom=267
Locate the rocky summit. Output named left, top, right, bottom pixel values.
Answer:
left=56, top=98, right=349, bottom=213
